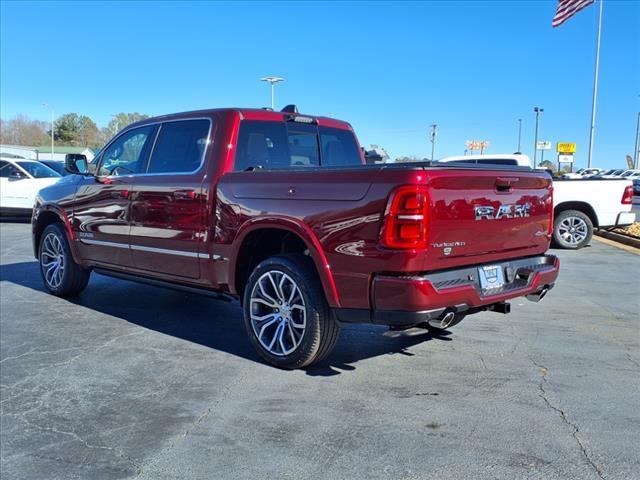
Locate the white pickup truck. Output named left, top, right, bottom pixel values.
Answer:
left=438, top=154, right=636, bottom=249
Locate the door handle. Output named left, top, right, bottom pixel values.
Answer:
left=110, top=190, right=129, bottom=198
left=173, top=190, right=197, bottom=200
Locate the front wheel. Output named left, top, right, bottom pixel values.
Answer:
left=39, top=223, right=91, bottom=297
left=553, top=210, right=593, bottom=249
left=242, top=254, right=340, bottom=369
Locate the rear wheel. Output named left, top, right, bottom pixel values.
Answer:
left=39, top=224, right=91, bottom=297
left=242, top=254, right=340, bottom=369
left=553, top=210, right=593, bottom=249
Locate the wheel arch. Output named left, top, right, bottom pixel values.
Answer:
left=33, top=205, right=80, bottom=263
left=553, top=201, right=598, bottom=228
left=230, top=218, right=340, bottom=308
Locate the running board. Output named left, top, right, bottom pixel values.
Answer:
left=94, top=268, right=236, bottom=303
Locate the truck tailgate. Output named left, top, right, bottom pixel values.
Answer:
left=425, top=169, right=553, bottom=265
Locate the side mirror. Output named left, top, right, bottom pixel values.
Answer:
left=65, top=154, right=89, bottom=175
left=8, top=171, right=25, bottom=180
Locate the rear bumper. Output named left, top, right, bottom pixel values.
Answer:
left=333, top=254, right=559, bottom=326
left=615, top=212, right=635, bottom=227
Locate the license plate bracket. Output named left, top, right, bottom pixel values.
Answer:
left=478, top=265, right=505, bottom=292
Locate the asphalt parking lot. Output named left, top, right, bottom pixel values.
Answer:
left=1, top=221, right=638, bottom=480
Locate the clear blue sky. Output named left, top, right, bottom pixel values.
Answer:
left=1, top=0, right=638, bottom=168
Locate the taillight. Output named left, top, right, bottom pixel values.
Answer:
left=381, top=185, right=429, bottom=249
left=621, top=185, right=633, bottom=205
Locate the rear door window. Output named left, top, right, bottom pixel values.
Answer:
left=234, top=121, right=362, bottom=170
left=147, top=119, right=211, bottom=174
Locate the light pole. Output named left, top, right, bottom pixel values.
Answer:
left=533, top=107, right=543, bottom=165
left=429, top=124, right=437, bottom=161
left=634, top=111, right=640, bottom=170
left=42, top=103, right=54, bottom=158
left=517, top=118, right=522, bottom=152
left=260, top=76, right=285, bottom=110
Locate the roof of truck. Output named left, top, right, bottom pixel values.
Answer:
left=128, top=107, right=353, bottom=131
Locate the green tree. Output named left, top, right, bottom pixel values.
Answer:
left=539, top=160, right=557, bottom=172
left=52, top=113, right=100, bottom=147
left=107, top=112, right=150, bottom=137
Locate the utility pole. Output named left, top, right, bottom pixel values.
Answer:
left=42, top=103, right=54, bottom=158
left=533, top=107, right=543, bottom=165
left=517, top=118, right=522, bottom=152
left=634, top=111, right=640, bottom=169
left=429, top=124, right=437, bottom=161
left=260, top=76, right=285, bottom=110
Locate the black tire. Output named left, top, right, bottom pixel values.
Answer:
left=242, top=254, right=340, bottom=369
left=553, top=209, right=593, bottom=250
left=38, top=223, right=91, bottom=297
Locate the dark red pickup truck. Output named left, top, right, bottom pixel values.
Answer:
left=32, top=107, right=559, bottom=368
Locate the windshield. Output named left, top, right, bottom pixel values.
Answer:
left=16, top=161, right=60, bottom=178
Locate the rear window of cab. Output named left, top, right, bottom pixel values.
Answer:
left=233, top=120, right=362, bottom=171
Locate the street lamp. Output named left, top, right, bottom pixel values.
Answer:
left=517, top=118, right=522, bottom=153
left=533, top=107, right=543, bottom=165
left=42, top=103, right=54, bottom=158
left=260, top=76, right=285, bottom=110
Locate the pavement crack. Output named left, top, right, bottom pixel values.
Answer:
left=0, top=346, right=85, bottom=365
left=16, top=416, right=142, bottom=475
left=530, top=357, right=605, bottom=480
left=135, top=365, right=250, bottom=478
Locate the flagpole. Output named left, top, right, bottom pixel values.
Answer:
left=587, top=0, right=603, bottom=168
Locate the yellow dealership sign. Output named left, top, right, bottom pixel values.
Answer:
left=557, top=142, right=577, bottom=153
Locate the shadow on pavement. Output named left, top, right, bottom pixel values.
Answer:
left=0, top=261, right=451, bottom=375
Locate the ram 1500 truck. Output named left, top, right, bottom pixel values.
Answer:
left=32, top=107, right=559, bottom=368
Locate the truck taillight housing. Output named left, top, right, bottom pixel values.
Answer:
left=381, top=185, right=429, bottom=249
left=621, top=185, right=633, bottom=205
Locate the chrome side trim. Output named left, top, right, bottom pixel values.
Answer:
left=80, top=239, right=129, bottom=249
left=80, top=238, right=213, bottom=259
left=130, top=244, right=200, bottom=258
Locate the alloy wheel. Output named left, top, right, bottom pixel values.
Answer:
left=558, top=216, right=588, bottom=246
left=249, top=270, right=306, bottom=356
left=40, top=232, right=65, bottom=289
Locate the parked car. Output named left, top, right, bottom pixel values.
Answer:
left=38, top=160, right=68, bottom=176
left=553, top=178, right=635, bottom=248
left=439, top=154, right=635, bottom=249
left=619, top=169, right=640, bottom=178
left=633, top=178, right=640, bottom=196
left=0, top=158, right=61, bottom=217
left=562, top=168, right=605, bottom=179
left=32, top=107, right=559, bottom=368
left=594, top=168, right=625, bottom=179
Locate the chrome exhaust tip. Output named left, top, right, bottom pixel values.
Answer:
left=526, top=287, right=549, bottom=303
left=428, top=311, right=456, bottom=330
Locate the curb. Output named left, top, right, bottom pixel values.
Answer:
left=595, top=230, right=640, bottom=249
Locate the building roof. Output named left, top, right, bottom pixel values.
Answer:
left=34, top=146, right=93, bottom=154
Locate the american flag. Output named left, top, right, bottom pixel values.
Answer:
left=552, top=0, right=595, bottom=27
